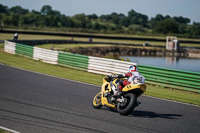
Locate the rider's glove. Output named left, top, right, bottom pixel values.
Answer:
left=107, top=75, right=112, bottom=79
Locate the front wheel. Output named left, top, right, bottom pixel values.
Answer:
left=117, top=93, right=137, bottom=115
left=92, top=92, right=102, bottom=109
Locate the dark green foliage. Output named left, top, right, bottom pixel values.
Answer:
left=10, top=6, right=29, bottom=14
left=0, top=4, right=199, bottom=37
left=0, top=4, right=9, bottom=14
left=153, top=18, right=179, bottom=34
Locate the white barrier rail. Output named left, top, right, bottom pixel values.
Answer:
left=88, top=56, right=136, bottom=75
left=4, top=40, right=16, bottom=54
left=4, top=41, right=137, bottom=76
left=4, top=41, right=200, bottom=93
left=33, top=47, right=58, bottom=64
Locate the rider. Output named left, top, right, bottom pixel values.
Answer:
left=108, top=65, right=145, bottom=97
left=13, top=33, right=18, bottom=41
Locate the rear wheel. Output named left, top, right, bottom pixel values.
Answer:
left=117, top=93, right=137, bottom=115
left=92, top=92, right=102, bottom=109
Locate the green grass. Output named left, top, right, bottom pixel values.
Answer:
left=1, top=33, right=200, bottom=47
left=36, top=44, right=167, bottom=54
left=0, top=44, right=103, bottom=85
left=0, top=43, right=200, bottom=106
left=4, top=28, right=200, bottom=41
left=1, top=33, right=163, bottom=45
left=0, top=33, right=72, bottom=40
left=0, top=129, right=10, bottom=133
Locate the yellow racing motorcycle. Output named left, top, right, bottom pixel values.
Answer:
left=92, top=75, right=146, bottom=115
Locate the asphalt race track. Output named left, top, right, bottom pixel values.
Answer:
left=0, top=64, right=200, bottom=133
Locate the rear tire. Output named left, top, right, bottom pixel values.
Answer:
left=92, top=92, right=102, bottom=109
left=117, top=93, right=137, bottom=115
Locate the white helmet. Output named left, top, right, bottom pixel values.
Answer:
left=129, top=65, right=138, bottom=73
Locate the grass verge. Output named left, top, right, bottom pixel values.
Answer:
left=0, top=43, right=200, bottom=106
left=1, top=33, right=200, bottom=47
left=0, top=129, right=10, bottom=133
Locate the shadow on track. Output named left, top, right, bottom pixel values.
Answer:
left=100, top=107, right=183, bottom=119
left=130, top=110, right=183, bottom=119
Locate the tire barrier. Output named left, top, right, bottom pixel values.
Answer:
left=11, top=39, right=148, bottom=47
left=4, top=40, right=200, bottom=93
left=10, top=39, right=200, bottom=50
left=2, top=30, right=200, bottom=44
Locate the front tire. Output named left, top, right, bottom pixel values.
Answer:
left=92, top=92, right=102, bottom=109
left=117, top=93, right=137, bottom=115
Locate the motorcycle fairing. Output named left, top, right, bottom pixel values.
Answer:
left=101, top=82, right=116, bottom=109
left=122, top=83, right=146, bottom=92
left=112, top=78, right=146, bottom=93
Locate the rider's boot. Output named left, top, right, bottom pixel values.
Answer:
left=111, top=87, right=122, bottom=102
left=114, top=85, right=122, bottom=97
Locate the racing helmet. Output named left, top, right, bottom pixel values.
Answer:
left=129, top=65, right=138, bottom=73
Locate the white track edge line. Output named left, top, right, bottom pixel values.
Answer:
left=0, top=63, right=199, bottom=107
left=0, top=63, right=100, bottom=88
left=0, top=126, right=21, bottom=133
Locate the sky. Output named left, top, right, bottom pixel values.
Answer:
left=0, top=0, right=199, bottom=23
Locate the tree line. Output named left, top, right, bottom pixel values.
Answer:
left=0, top=4, right=200, bottom=38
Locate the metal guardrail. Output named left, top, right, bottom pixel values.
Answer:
left=4, top=40, right=200, bottom=93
